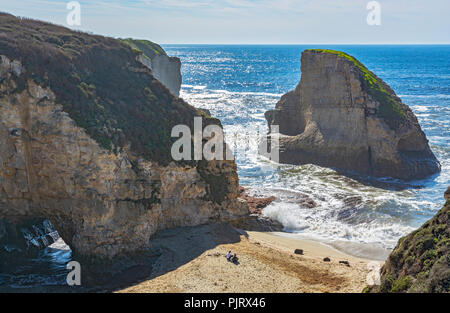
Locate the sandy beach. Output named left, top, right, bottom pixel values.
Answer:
left=118, top=223, right=381, bottom=293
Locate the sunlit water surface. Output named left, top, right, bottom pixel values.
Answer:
left=2, top=45, right=448, bottom=289
left=164, top=44, right=450, bottom=259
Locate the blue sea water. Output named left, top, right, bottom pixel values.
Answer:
left=2, top=45, right=448, bottom=289
left=163, top=44, right=450, bottom=259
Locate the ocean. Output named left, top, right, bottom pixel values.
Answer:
left=163, top=44, right=450, bottom=259
left=1, top=45, right=448, bottom=288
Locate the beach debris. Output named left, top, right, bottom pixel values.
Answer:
left=323, top=257, right=331, bottom=262
left=207, top=252, right=222, bottom=257
left=339, top=260, right=350, bottom=267
left=294, top=249, right=304, bottom=255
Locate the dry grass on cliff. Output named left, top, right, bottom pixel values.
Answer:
left=118, top=224, right=375, bottom=293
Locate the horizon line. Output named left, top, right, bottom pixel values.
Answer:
left=158, top=43, right=450, bottom=45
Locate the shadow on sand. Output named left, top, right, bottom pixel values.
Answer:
left=101, top=223, right=245, bottom=292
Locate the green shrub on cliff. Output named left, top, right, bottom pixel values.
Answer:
left=0, top=12, right=213, bottom=165
left=368, top=193, right=450, bottom=293
left=306, top=49, right=405, bottom=121
left=120, top=38, right=167, bottom=61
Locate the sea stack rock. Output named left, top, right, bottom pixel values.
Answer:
left=0, top=13, right=247, bottom=261
left=121, top=38, right=182, bottom=96
left=265, top=49, right=440, bottom=180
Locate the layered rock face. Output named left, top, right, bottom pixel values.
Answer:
left=265, top=49, right=440, bottom=180
left=0, top=14, right=247, bottom=260
left=368, top=188, right=449, bottom=293
left=121, top=39, right=182, bottom=96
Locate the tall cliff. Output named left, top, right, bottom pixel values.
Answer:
left=0, top=13, right=247, bottom=260
left=368, top=187, right=449, bottom=293
left=121, top=38, right=182, bottom=96
left=265, top=49, right=440, bottom=180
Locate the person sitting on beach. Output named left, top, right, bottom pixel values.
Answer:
left=226, top=251, right=232, bottom=261
left=232, top=253, right=238, bottom=263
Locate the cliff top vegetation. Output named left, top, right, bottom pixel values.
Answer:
left=0, top=12, right=214, bottom=165
left=119, top=38, right=168, bottom=60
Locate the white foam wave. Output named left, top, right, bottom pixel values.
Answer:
left=179, top=82, right=448, bottom=259
left=181, top=85, right=283, bottom=98
left=399, top=94, right=450, bottom=99
left=263, top=201, right=416, bottom=250
left=411, top=105, right=429, bottom=112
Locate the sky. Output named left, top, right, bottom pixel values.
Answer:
left=0, top=0, right=449, bottom=44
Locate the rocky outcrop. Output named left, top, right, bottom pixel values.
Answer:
left=0, top=13, right=248, bottom=261
left=230, top=187, right=282, bottom=232
left=265, top=49, right=440, bottom=180
left=367, top=188, right=449, bottom=293
left=238, top=186, right=276, bottom=215
left=121, top=39, right=182, bottom=96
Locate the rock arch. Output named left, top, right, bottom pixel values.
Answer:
left=0, top=56, right=247, bottom=260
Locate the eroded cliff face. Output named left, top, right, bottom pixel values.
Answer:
left=367, top=187, right=449, bottom=293
left=0, top=14, right=248, bottom=261
left=0, top=55, right=247, bottom=259
left=265, top=49, right=440, bottom=180
left=122, top=39, right=182, bottom=96
left=138, top=54, right=181, bottom=97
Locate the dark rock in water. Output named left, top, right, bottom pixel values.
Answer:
left=294, top=249, right=304, bottom=255
left=337, top=208, right=358, bottom=221
left=339, top=260, right=350, bottom=267
left=298, top=197, right=317, bottom=208
left=343, top=196, right=363, bottom=208
left=336, top=195, right=364, bottom=222
left=270, top=188, right=316, bottom=208
left=239, top=186, right=276, bottom=214
left=368, top=188, right=450, bottom=293
left=323, top=257, right=331, bottom=262
left=265, top=49, right=440, bottom=180
left=232, top=187, right=281, bottom=232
